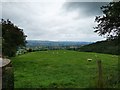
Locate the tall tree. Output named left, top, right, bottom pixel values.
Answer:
left=94, top=1, right=120, bottom=41
left=1, top=19, right=27, bottom=57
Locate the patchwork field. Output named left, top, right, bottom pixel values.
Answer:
left=11, top=50, right=119, bottom=88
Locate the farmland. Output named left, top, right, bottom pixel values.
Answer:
left=11, top=50, right=119, bottom=88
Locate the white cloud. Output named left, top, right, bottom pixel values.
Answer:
left=2, top=1, right=105, bottom=42
left=1, top=0, right=113, bottom=2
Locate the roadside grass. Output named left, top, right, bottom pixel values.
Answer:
left=11, top=50, right=118, bottom=88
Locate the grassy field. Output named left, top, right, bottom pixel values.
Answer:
left=11, top=50, right=119, bottom=88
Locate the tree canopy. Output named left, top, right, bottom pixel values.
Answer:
left=94, top=2, right=120, bottom=40
left=1, top=19, right=27, bottom=57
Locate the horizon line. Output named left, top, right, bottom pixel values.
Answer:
left=26, top=39, right=105, bottom=42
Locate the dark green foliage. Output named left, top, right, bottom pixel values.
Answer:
left=94, top=2, right=120, bottom=40
left=1, top=19, right=27, bottom=57
left=78, top=39, right=120, bottom=55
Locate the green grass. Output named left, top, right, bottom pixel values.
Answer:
left=11, top=50, right=119, bottom=88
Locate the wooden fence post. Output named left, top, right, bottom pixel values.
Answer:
left=1, top=58, right=14, bottom=89
left=97, top=60, right=103, bottom=88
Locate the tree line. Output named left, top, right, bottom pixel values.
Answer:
left=78, top=39, right=120, bottom=55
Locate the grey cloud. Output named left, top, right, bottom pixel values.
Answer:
left=2, top=2, right=105, bottom=42
left=0, top=3, right=2, bottom=19
left=63, top=2, right=109, bottom=17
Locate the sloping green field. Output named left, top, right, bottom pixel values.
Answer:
left=12, top=50, right=119, bottom=88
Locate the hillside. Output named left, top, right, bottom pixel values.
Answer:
left=78, top=39, right=120, bottom=55
left=26, top=40, right=92, bottom=47
left=12, top=50, right=119, bottom=88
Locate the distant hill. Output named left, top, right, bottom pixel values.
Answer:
left=26, top=40, right=92, bottom=47
left=78, top=39, right=120, bottom=55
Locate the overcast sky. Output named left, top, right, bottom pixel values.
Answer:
left=1, top=0, right=112, bottom=42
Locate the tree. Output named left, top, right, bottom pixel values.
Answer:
left=1, top=19, right=27, bottom=57
left=94, top=2, right=120, bottom=41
